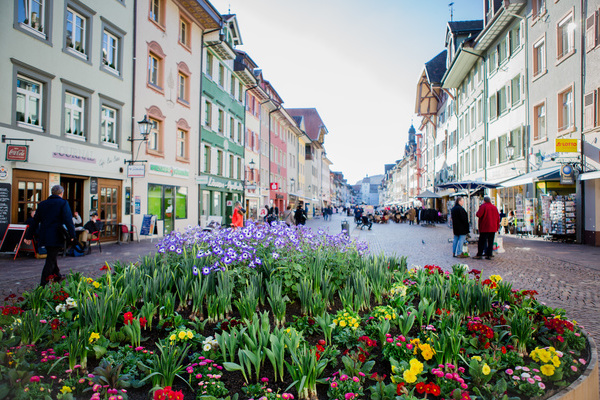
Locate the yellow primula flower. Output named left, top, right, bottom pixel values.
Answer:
left=489, top=275, right=502, bottom=283
left=538, top=350, right=552, bottom=363
left=482, top=364, right=491, bottom=375
left=187, top=331, right=194, bottom=339
left=385, top=314, right=391, bottom=320
left=88, top=332, right=100, bottom=343
left=333, top=319, right=338, bottom=325
left=541, top=364, right=555, bottom=376
left=409, top=358, right=423, bottom=374
left=339, top=320, right=347, bottom=327
left=353, top=323, right=359, bottom=328
left=551, top=355, right=561, bottom=367
left=403, top=369, right=417, bottom=383
left=472, top=355, right=482, bottom=361
left=93, top=281, right=100, bottom=289
left=87, top=278, right=93, bottom=283
left=391, top=365, right=398, bottom=374
left=170, top=334, right=176, bottom=341
left=60, top=386, right=73, bottom=394
left=178, top=331, right=187, bottom=340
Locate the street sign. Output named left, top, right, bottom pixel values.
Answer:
left=556, top=139, right=578, bottom=153
left=127, top=164, right=145, bottom=178
left=270, top=182, right=278, bottom=190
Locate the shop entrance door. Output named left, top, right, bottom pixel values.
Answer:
left=97, top=179, right=121, bottom=241
left=163, top=186, right=175, bottom=235
left=12, top=169, right=48, bottom=223
left=60, top=176, right=84, bottom=223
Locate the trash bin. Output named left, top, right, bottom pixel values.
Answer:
left=341, top=220, right=349, bottom=234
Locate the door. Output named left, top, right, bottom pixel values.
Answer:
left=97, top=179, right=121, bottom=241
left=13, top=169, right=48, bottom=223
left=163, top=186, right=175, bottom=235
left=60, top=177, right=84, bottom=223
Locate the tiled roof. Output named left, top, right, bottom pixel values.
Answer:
left=286, top=108, right=327, bottom=141
left=448, top=20, right=484, bottom=33
left=424, top=50, right=447, bottom=85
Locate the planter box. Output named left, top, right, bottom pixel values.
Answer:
left=549, top=329, right=599, bottom=400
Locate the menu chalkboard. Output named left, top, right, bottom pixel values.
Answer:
left=0, top=183, right=11, bottom=239
left=90, top=177, right=98, bottom=195
left=140, top=214, right=156, bottom=236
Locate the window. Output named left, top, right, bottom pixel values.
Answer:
left=498, top=134, right=508, bottom=163
left=498, top=38, right=508, bottom=65
left=477, top=98, right=483, bottom=124
left=584, top=91, right=596, bottom=129
left=229, top=154, right=234, bottom=178
left=148, top=184, right=187, bottom=220
left=177, top=73, right=188, bottom=103
left=204, top=101, right=212, bottom=127
left=147, top=118, right=161, bottom=152
left=206, top=51, right=214, bottom=77
left=237, top=122, right=242, bottom=143
left=217, top=150, right=223, bottom=175
left=230, top=75, right=236, bottom=96
left=101, top=105, right=117, bottom=144
left=203, top=145, right=211, bottom=173
left=470, top=105, right=476, bottom=131
left=489, top=93, right=498, bottom=120
left=510, top=128, right=523, bottom=159
left=237, top=157, right=242, bottom=180
left=149, top=0, right=163, bottom=26
left=465, top=151, right=470, bottom=174
left=489, top=139, right=498, bottom=166
left=533, top=0, right=545, bottom=19
left=511, top=75, right=521, bottom=106
left=533, top=37, right=546, bottom=77
left=498, top=86, right=508, bottom=115
left=16, top=76, right=42, bottom=127
left=471, top=147, right=476, bottom=172
left=17, top=0, right=49, bottom=39
left=558, top=86, right=574, bottom=132
left=478, top=143, right=484, bottom=170
left=557, top=12, right=575, bottom=59
left=102, top=30, right=119, bottom=72
left=148, top=54, right=160, bottom=87
left=488, top=50, right=497, bottom=75
left=66, top=8, right=87, bottom=56
left=176, top=129, right=188, bottom=160
left=533, top=102, right=546, bottom=141
left=65, top=92, right=84, bottom=138
left=218, top=63, right=225, bottom=87
left=238, top=82, right=243, bottom=102
left=179, top=17, right=190, bottom=48
left=510, top=25, right=521, bottom=55
left=229, top=117, right=235, bottom=140
left=217, top=109, right=224, bottom=133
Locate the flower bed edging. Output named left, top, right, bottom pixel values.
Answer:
left=549, top=329, right=599, bottom=400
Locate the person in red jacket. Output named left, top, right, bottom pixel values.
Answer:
left=231, top=201, right=245, bottom=228
left=473, top=196, right=500, bottom=260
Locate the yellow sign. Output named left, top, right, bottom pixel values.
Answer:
left=556, top=139, right=578, bottom=153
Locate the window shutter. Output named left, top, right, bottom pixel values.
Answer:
left=586, top=13, right=597, bottom=52
left=584, top=91, right=596, bottom=129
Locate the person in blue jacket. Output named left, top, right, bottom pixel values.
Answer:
left=24, top=185, right=75, bottom=286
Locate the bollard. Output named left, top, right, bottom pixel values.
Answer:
left=341, top=220, right=349, bottom=234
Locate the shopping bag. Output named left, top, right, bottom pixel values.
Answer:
left=461, top=243, right=469, bottom=256
left=493, top=236, right=505, bottom=253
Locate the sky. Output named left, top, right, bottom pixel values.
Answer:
left=209, top=0, right=484, bottom=184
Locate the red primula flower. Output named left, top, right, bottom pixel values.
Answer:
left=396, top=382, right=405, bottom=396
left=50, top=318, right=60, bottom=330
left=416, top=382, right=427, bottom=394
left=501, top=346, right=507, bottom=354
left=124, top=312, right=134, bottom=325
left=430, top=383, right=441, bottom=396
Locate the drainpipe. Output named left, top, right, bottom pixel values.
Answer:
left=129, top=0, right=138, bottom=231
left=268, top=104, right=281, bottom=208
left=578, top=0, right=586, bottom=244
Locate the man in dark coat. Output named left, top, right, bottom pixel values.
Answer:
left=474, top=196, right=501, bottom=260
left=451, top=197, right=470, bottom=258
left=24, top=185, right=75, bottom=286
left=294, top=205, right=306, bottom=226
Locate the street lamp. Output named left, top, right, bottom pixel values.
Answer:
left=137, top=115, right=152, bottom=138
left=249, top=159, right=256, bottom=171
left=506, top=142, right=515, bottom=161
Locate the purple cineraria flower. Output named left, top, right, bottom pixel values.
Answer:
left=175, top=248, right=183, bottom=254
left=248, top=262, right=255, bottom=268
left=169, top=244, right=176, bottom=251
left=272, top=252, right=279, bottom=260
left=223, top=257, right=233, bottom=265
left=193, top=266, right=199, bottom=276
left=202, top=267, right=211, bottom=275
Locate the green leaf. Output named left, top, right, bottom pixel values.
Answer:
left=222, top=362, right=243, bottom=372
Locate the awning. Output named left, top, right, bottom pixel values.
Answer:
left=436, top=189, right=456, bottom=197
left=579, top=170, right=600, bottom=181
left=416, top=189, right=441, bottom=198
left=500, top=166, right=560, bottom=188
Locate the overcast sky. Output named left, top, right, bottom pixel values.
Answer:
left=209, top=0, right=484, bottom=184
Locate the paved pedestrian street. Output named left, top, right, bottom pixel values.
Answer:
left=3, top=214, right=600, bottom=344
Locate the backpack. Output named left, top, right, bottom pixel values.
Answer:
left=67, top=244, right=85, bottom=257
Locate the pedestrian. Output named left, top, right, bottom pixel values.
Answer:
left=263, top=205, right=270, bottom=223
left=231, top=201, right=245, bottom=228
left=294, top=205, right=307, bottom=226
left=451, top=196, right=470, bottom=258
left=408, top=207, right=416, bottom=225
left=23, top=185, right=75, bottom=286
left=283, top=205, right=295, bottom=226
left=473, top=196, right=501, bottom=260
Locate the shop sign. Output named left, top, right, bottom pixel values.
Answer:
left=226, top=200, right=233, bottom=207
left=90, top=177, right=98, bottom=194
left=52, top=145, right=96, bottom=163
left=6, top=145, right=28, bottom=161
left=0, top=167, right=7, bottom=180
left=270, top=182, right=278, bottom=190
left=560, top=164, right=575, bottom=185
left=246, top=184, right=257, bottom=190
left=49, top=173, right=60, bottom=193
left=196, top=175, right=243, bottom=191
left=127, top=164, right=146, bottom=178
left=556, top=139, right=578, bottom=153
left=149, top=163, right=189, bottom=178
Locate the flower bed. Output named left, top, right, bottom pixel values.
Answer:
left=0, top=222, right=595, bottom=400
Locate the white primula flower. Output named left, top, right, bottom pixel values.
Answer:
left=55, top=304, right=67, bottom=313
left=203, top=343, right=212, bottom=352
left=66, top=297, right=77, bottom=307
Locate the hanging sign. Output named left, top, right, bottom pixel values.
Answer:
left=127, top=164, right=146, bottom=178
left=90, top=177, right=98, bottom=194
left=556, top=139, right=578, bottom=153
left=560, top=164, right=575, bottom=185
left=270, top=182, right=278, bottom=190
left=6, top=145, right=29, bottom=161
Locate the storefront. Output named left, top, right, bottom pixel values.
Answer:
left=197, top=175, right=243, bottom=227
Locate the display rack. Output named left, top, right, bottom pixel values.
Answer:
left=548, top=194, right=576, bottom=242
